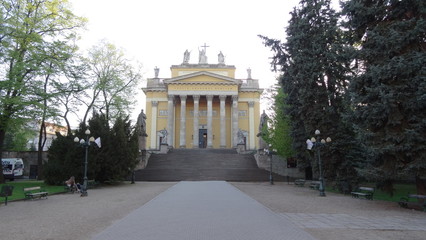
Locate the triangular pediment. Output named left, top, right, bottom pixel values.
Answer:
left=164, top=71, right=239, bottom=85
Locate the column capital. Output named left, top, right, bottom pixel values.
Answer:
left=219, top=95, right=227, bottom=101
left=180, top=95, right=187, bottom=101
left=248, top=101, right=255, bottom=107
left=168, top=95, right=174, bottom=101
left=151, top=101, right=158, bottom=107
left=232, top=95, right=238, bottom=101
left=193, top=95, right=200, bottom=101
left=206, top=95, right=214, bottom=101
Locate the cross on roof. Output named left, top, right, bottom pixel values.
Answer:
left=200, top=43, right=210, bottom=52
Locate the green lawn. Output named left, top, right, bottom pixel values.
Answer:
left=373, top=183, right=417, bottom=202
left=0, top=180, right=66, bottom=203
left=326, top=183, right=418, bottom=202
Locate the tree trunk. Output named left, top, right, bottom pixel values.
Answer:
left=0, top=129, right=6, bottom=183
left=37, top=121, right=47, bottom=180
left=415, top=176, right=426, bottom=204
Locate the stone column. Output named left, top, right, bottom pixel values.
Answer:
left=206, top=95, right=213, bottom=148
left=219, top=95, right=226, bottom=148
left=232, top=95, right=239, bottom=148
left=179, top=95, right=187, bottom=148
left=150, top=101, right=158, bottom=149
left=167, top=95, right=174, bottom=147
left=193, top=95, right=200, bottom=148
left=248, top=101, right=255, bottom=150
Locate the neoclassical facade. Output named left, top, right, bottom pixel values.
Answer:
left=143, top=51, right=262, bottom=150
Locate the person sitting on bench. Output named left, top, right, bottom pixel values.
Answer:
left=65, top=176, right=80, bottom=193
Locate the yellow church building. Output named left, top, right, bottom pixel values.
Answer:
left=143, top=48, right=263, bottom=150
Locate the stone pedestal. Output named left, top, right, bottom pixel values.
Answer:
left=236, top=144, right=246, bottom=154
left=159, top=144, right=169, bottom=154
left=254, top=150, right=269, bottom=169
left=138, top=134, right=147, bottom=151
left=135, top=150, right=149, bottom=170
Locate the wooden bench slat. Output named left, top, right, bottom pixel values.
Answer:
left=309, top=181, right=321, bottom=190
left=398, top=194, right=426, bottom=211
left=23, top=186, right=48, bottom=200
left=294, top=179, right=306, bottom=187
left=351, top=186, right=374, bottom=200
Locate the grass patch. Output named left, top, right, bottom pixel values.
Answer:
left=373, top=183, right=417, bottom=202
left=0, top=180, right=66, bottom=203
left=326, top=182, right=417, bottom=202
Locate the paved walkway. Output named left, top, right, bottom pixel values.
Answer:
left=92, top=181, right=316, bottom=240
left=280, top=213, right=426, bottom=231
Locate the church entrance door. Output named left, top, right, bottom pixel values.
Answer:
left=199, top=129, right=207, bottom=148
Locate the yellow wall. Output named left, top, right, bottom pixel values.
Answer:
left=168, top=84, right=238, bottom=92
left=174, top=99, right=233, bottom=148
left=178, top=75, right=232, bottom=83
left=145, top=101, right=153, bottom=148
left=171, top=66, right=236, bottom=78
left=145, top=91, right=167, bottom=99
left=144, top=65, right=261, bottom=149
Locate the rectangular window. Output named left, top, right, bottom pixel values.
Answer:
left=159, top=110, right=168, bottom=116
left=238, top=110, right=247, bottom=117
left=190, top=110, right=217, bottom=117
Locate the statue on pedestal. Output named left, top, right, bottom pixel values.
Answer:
left=183, top=49, right=190, bottom=64
left=198, top=43, right=209, bottom=64
left=258, top=110, right=268, bottom=149
left=137, top=109, right=148, bottom=151
left=159, top=128, right=168, bottom=145
left=137, top=109, right=147, bottom=136
left=238, top=129, right=247, bottom=145
left=259, top=110, right=268, bottom=132
left=218, top=51, right=225, bottom=64
left=154, top=67, right=159, bottom=78
left=199, top=48, right=207, bottom=64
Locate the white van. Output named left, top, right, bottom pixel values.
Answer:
left=2, top=158, right=25, bottom=180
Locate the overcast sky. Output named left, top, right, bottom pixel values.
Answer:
left=69, top=0, right=337, bottom=123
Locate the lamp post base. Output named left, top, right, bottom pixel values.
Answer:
left=269, top=175, right=274, bottom=185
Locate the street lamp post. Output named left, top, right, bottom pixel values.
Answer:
left=74, top=129, right=95, bottom=197
left=307, top=129, right=331, bottom=197
left=264, top=144, right=276, bottom=185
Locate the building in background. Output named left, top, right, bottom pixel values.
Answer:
left=143, top=48, right=263, bottom=150
left=27, top=122, right=68, bottom=151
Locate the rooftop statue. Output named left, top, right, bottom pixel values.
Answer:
left=154, top=67, right=159, bottom=78
left=218, top=51, right=225, bottom=64
left=198, top=43, right=209, bottom=64
left=183, top=49, right=190, bottom=64
left=199, top=48, right=207, bottom=64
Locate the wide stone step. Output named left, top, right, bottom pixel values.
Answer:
left=135, top=169, right=277, bottom=181
left=135, top=149, right=284, bottom=182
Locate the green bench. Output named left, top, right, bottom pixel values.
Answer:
left=351, top=187, right=374, bottom=200
left=294, top=179, right=306, bottom=187
left=398, top=194, right=426, bottom=212
left=24, top=186, right=48, bottom=200
left=309, top=181, right=321, bottom=190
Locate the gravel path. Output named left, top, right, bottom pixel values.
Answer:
left=1, top=181, right=425, bottom=240
left=0, top=182, right=176, bottom=240
left=232, top=182, right=426, bottom=240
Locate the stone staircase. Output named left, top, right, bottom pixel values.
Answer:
left=135, top=149, right=284, bottom=181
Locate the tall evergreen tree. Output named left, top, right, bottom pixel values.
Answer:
left=261, top=0, right=359, bottom=183
left=342, top=0, right=426, bottom=191
left=45, top=113, right=139, bottom=184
